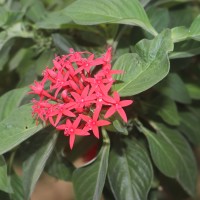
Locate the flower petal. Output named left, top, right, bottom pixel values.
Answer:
left=92, top=126, right=99, bottom=138
left=104, top=106, right=116, bottom=118
left=120, top=100, right=133, bottom=107
left=97, top=120, right=110, bottom=127
left=117, top=108, right=128, bottom=122
left=69, top=134, right=75, bottom=149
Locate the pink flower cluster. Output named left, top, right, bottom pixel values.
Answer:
left=30, top=48, right=133, bottom=149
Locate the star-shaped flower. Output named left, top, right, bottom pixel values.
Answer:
left=104, top=91, right=133, bottom=122
left=57, top=117, right=89, bottom=149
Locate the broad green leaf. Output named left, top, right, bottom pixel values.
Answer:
left=0, top=22, right=33, bottom=50
left=179, top=112, right=200, bottom=145
left=36, top=11, right=71, bottom=29
left=0, top=39, right=14, bottom=71
left=138, top=122, right=197, bottom=197
left=0, top=104, right=43, bottom=155
left=0, top=156, right=11, bottom=193
left=113, top=119, right=128, bottom=135
left=113, top=29, right=173, bottom=96
left=189, top=15, right=200, bottom=41
left=9, top=48, right=27, bottom=71
left=171, top=26, right=189, bottom=43
left=147, top=95, right=180, bottom=126
left=171, top=15, right=200, bottom=43
left=45, top=151, right=75, bottom=181
left=186, top=83, right=200, bottom=100
left=10, top=173, right=24, bottom=200
left=154, top=0, right=193, bottom=7
left=147, top=7, right=169, bottom=33
left=36, top=50, right=54, bottom=75
left=156, top=73, right=191, bottom=104
left=23, top=132, right=58, bottom=200
left=157, top=98, right=180, bottom=126
left=52, top=33, right=81, bottom=54
left=108, top=138, right=153, bottom=200
left=0, top=87, right=29, bottom=121
left=63, top=0, right=157, bottom=36
left=25, top=0, right=46, bottom=22
left=73, top=143, right=110, bottom=200
left=169, top=40, right=200, bottom=59
left=140, top=0, right=150, bottom=7
left=0, top=7, right=9, bottom=27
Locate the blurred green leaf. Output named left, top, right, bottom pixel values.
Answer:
left=45, top=151, right=75, bottom=181
left=147, top=95, right=180, bottom=126
left=25, top=0, right=46, bottom=22
left=23, top=132, right=57, bottom=200
left=0, top=104, right=43, bottom=155
left=156, top=73, right=191, bottom=104
left=0, top=22, right=33, bottom=50
left=108, top=138, right=153, bottom=200
left=179, top=112, right=200, bottom=145
left=0, top=155, right=11, bottom=193
left=138, top=122, right=197, bottom=197
left=113, top=29, right=173, bottom=96
left=113, top=119, right=128, bottom=135
left=147, top=7, right=169, bottom=33
left=73, top=143, right=110, bottom=200
left=36, top=11, right=71, bottom=29
left=52, top=33, right=80, bottom=53
left=156, top=97, right=180, bottom=126
left=36, top=50, right=54, bottom=75
left=0, top=39, right=14, bottom=71
left=9, top=48, right=27, bottom=71
left=0, top=7, right=9, bottom=27
left=64, top=0, right=157, bottom=36
left=189, top=15, right=200, bottom=41
left=186, top=83, right=200, bottom=100
left=0, top=87, right=29, bottom=121
left=154, top=0, right=193, bottom=7
left=10, top=173, right=23, bottom=200
left=171, top=15, right=200, bottom=43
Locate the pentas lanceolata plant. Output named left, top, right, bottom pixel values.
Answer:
left=29, top=48, right=133, bottom=149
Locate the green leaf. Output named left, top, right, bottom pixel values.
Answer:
left=0, top=87, right=29, bottom=121
left=0, top=156, right=11, bottom=193
left=52, top=33, right=81, bottom=54
left=0, top=39, right=14, bottom=71
left=0, top=7, right=9, bottom=27
left=113, top=119, right=128, bottom=135
left=10, top=173, right=24, bottom=200
left=45, top=151, right=75, bottom=181
left=186, top=83, right=200, bottom=100
left=0, top=104, right=43, bottom=155
left=63, top=0, right=157, bottom=36
left=154, top=0, right=193, bottom=7
left=9, top=48, right=27, bottom=71
left=113, top=29, right=173, bottom=96
left=156, top=73, right=191, bottom=104
left=147, top=7, right=169, bottom=33
left=138, top=122, right=197, bottom=197
left=35, top=50, right=54, bottom=75
left=0, top=22, right=33, bottom=50
left=149, top=95, right=180, bottom=126
left=36, top=11, right=71, bottom=29
left=25, top=0, right=46, bottom=22
left=171, top=15, right=200, bottom=43
left=73, top=143, right=110, bottom=200
left=23, top=132, right=58, bottom=200
left=178, top=112, right=200, bottom=145
left=189, top=15, right=200, bottom=41
left=108, top=138, right=153, bottom=200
